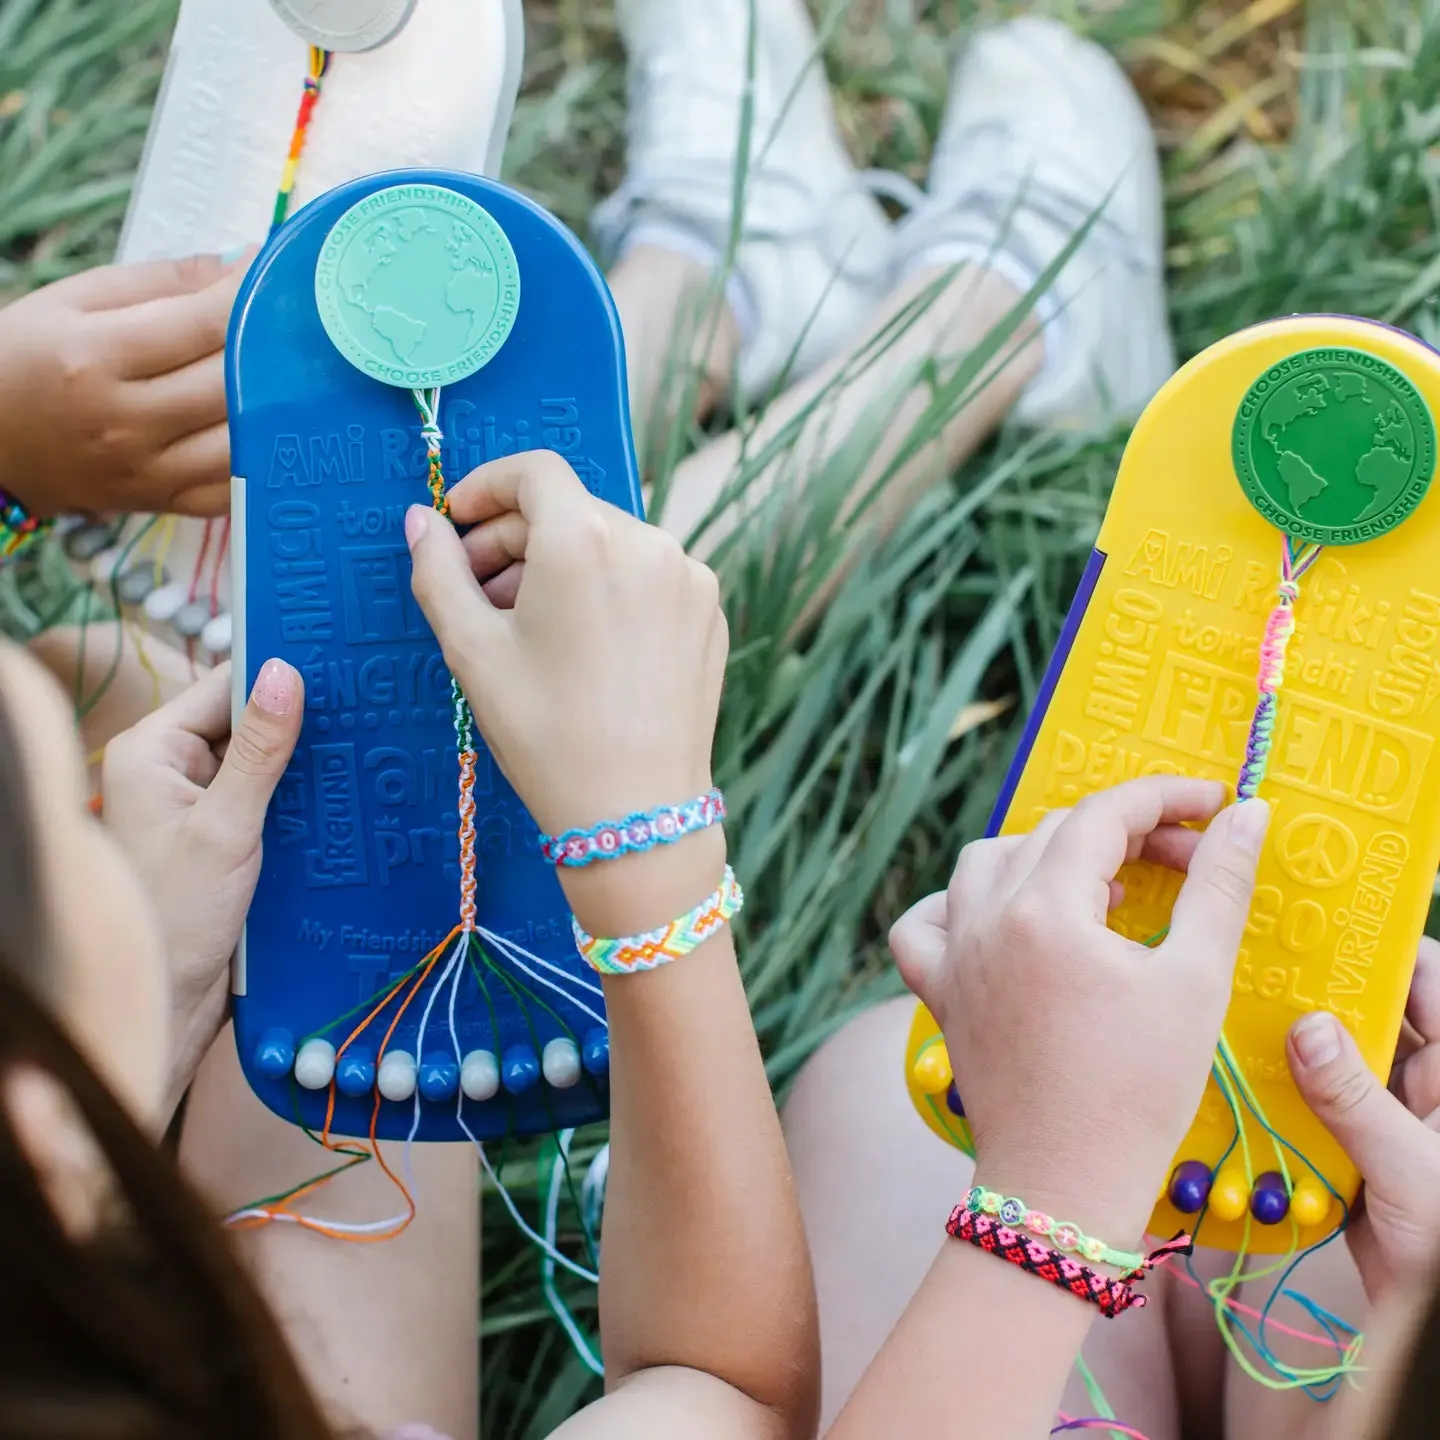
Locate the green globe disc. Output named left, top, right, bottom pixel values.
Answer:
left=315, top=183, right=521, bottom=389
left=1231, top=346, right=1437, bottom=546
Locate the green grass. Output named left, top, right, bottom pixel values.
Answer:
left=7, top=0, right=1440, bottom=1431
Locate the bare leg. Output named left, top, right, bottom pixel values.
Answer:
left=607, top=244, right=741, bottom=462
left=1216, top=1235, right=1365, bottom=1440
left=783, top=997, right=1181, bottom=1436
left=180, top=1029, right=481, bottom=1440
left=657, top=263, right=1041, bottom=562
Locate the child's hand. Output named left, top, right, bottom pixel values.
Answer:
left=0, top=255, right=247, bottom=520
left=890, top=778, right=1268, bottom=1242
left=101, top=659, right=303, bottom=1111
left=405, top=451, right=727, bottom=839
left=1288, top=939, right=1440, bottom=1301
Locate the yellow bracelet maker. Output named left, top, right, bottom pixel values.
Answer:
left=906, top=315, right=1440, bottom=1254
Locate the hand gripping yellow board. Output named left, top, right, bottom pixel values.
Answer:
left=907, top=316, right=1440, bottom=1254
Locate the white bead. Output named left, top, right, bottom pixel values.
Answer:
left=294, top=1038, right=336, bottom=1090
left=142, top=581, right=189, bottom=624
left=377, top=1050, right=417, bottom=1102
left=542, top=1038, right=582, bottom=1089
left=200, top=610, right=232, bottom=656
left=460, top=1049, right=499, bottom=1101
left=89, top=546, right=128, bottom=582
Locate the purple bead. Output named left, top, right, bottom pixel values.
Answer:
left=1168, top=1160, right=1212, bottom=1215
left=946, top=1082, right=965, bottom=1117
left=1250, top=1172, right=1290, bottom=1225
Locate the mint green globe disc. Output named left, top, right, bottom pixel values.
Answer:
left=315, top=183, right=521, bottom=389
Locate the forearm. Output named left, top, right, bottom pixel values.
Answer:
left=563, top=831, right=819, bottom=1438
left=827, top=1237, right=1095, bottom=1439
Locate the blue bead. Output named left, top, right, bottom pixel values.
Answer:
left=945, top=1082, right=965, bottom=1117
left=419, top=1052, right=460, bottom=1102
left=1250, top=1171, right=1290, bottom=1225
left=502, top=1044, right=541, bottom=1094
left=1168, top=1160, right=1212, bottom=1215
left=255, top=1028, right=295, bottom=1080
left=335, top=1050, right=375, bottom=1097
left=581, top=1027, right=610, bottom=1077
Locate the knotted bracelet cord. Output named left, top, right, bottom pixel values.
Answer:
left=1236, top=536, right=1324, bottom=800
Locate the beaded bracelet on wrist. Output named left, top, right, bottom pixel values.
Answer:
left=946, top=1206, right=1194, bottom=1319
left=541, top=788, right=726, bottom=868
left=962, top=1185, right=1145, bottom=1272
left=946, top=1207, right=1144, bottom=1318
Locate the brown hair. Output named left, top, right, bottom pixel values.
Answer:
left=1384, top=1285, right=1440, bottom=1437
left=0, top=683, right=341, bottom=1437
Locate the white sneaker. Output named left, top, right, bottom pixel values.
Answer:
left=118, top=0, right=524, bottom=263
left=592, top=0, right=895, bottom=402
left=895, top=16, right=1175, bottom=430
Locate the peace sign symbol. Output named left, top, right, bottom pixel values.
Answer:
left=1276, top=813, right=1359, bottom=890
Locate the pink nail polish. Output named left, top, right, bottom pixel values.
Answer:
left=405, top=505, right=427, bottom=547
left=252, top=658, right=295, bottom=716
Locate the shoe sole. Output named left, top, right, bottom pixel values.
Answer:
left=906, top=314, right=1440, bottom=1253
left=101, top=0, right=525, bottom=659
left=118, top=0, right=525, bottom=263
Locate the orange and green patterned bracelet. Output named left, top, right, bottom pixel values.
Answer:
left=963, top=1185, right=1145, bottom=1272
left=573, top=866, right=743, bottom=975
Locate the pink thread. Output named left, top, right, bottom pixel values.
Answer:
left=1236, top=539, right=1321, bottom=801
left=1156, top=1260, right=1349, bottom=1351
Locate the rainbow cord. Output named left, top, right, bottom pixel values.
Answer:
left=271, top=45, right=332, bottom=233
left=1236, top=537, right=1323, bottom=800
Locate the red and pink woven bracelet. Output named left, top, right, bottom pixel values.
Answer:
left=946, top=1206, right=1147, bottom=1318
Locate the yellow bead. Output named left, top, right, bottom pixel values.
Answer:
left=1291, top=1179, right=1332, bottom=1229
left=911, top=1043, right=953, bottom=1095
left=1209, top=1167, right=1249, bottom=1223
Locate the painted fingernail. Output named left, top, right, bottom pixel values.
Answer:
left=252, top=658, right=297, bottom=716
left=219, top=243, right=249, bottom=264
left=1228, top=798, right=1270, bottom=857
left=404, top=505, right=428, bottom=547
left=1292, top=1012, right=1341, bottom=1069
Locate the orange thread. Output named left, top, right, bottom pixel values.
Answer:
left=240, top=932, right=463, bottom=1242
left=458, top=750, right=478, bottom=931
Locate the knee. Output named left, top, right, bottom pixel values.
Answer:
left=782, top=996, right=919, bottom=1141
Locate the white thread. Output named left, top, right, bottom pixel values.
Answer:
left=476, top=926, right=608, bottom=1027
left=543, top=1129, right=604, bottom=1376
left=476, top=925, right=604, bottom=999
left=445, top=953, right=600, bottom=1284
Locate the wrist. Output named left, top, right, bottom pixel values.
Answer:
left=559, top=826, right=728, bottom=939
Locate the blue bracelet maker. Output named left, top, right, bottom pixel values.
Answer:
left=227, top=169, right=642, bottom=1141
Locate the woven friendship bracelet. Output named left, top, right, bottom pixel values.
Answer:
left=963, top=1186, right=1145, bottom=1272
left=541, top=788, right=726, bottom=868
left=0, top=484, right=50, bottom=564
left=946, top=1207, right=1144, bottom=1318
left=574, top=865, right=743, bottom=975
